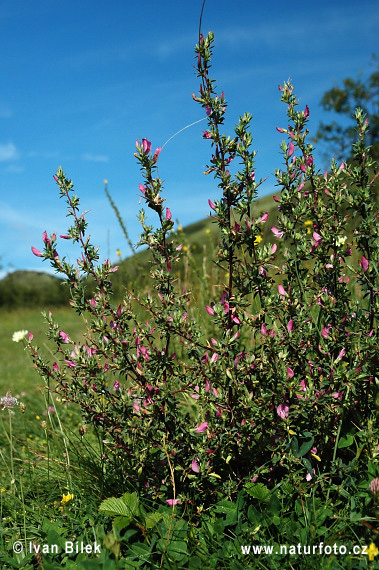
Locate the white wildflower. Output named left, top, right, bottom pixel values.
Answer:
left=12, top=330, right=28, bottom=343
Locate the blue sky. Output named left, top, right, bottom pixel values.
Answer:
left=1, top=0, right=378, bottom=278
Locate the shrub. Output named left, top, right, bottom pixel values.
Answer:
left=24, top=31, right=378, bottom=564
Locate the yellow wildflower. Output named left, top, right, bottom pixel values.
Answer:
left=183, top=245, right=188, bottom=252
left=205, top=228, right=211, bottom=235
left=254, top=235, right=262, bottom=245
left=178, top=224, right=183, bottom=232
left=366, top=543, right=379, bottom=562
left=116, top=249, right=121, bottom=257
left=303, top=220, right=312, bottom=227
left=61, top=493, right=74, bottom=505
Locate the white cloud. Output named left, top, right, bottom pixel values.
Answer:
left=82, top=152, right=109, bottom=163
left=0, top=142, right=19, bottom=162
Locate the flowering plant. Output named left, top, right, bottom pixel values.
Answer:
left=26, top=32, right=378, bottom=514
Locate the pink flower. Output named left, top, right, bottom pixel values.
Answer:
left=205, top=305, right=214, bottom=316
left=205, top=105, right=212, bottom=116
left=195, top=421, right=208, bottom=433
left=166, top=499, right=180, bottom=506
left=153, top=147, right=162, bottom=162
left=31, top=246, right=43, bottom=257
left=360, top=255, right=369, bottom=272
left=59, top=331, right=69, bottom=343
left=278, top=284, right=287, bottom=296
left=287, top=366, right=294, bottom=378
left=271, top=243, right=278, bottom=254
left=202, top=130, right=212, bottom=139
left=64, top=360, right=77, bottom=368
left=142, top=138, right=151, bottom=154
left=287, top=319, right=293, bottom=333
left=332, top=391, right=344, bottom=400
left=208, top=199, right=216, bottom=211
left=304, top=105, right=310, bottom=118
left=191, top=459, right=199, bottom=473
left=42, top=230, right=50, bottom=245
left=211, top=353, right=218, bottom=364
left=277, top=403, right=289, bottom=420
left=288, top=142, right=295, bottom=157
left=28, top=332, right=34, bottom=341
left=260, top=323, right=267, bottom=336
left=257, top=211, right=269, bottom=224
left=139, top=183, right=146, bottom=195
left=114, top=380, right=120, bottom=391
left=306, top=468, right=316, bottom=481
left=321, top=325, right=330, bottom=339
left=336, top=347, right=345, bottom=362
left=166, top=208, right=172, bottom=220
left=299, top=379, right=307, bottom=391
left=276, top=126, right=285, bottom=133
left=271, top=226, right=284, bottom=239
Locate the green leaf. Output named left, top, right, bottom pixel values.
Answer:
left=245, top=483, right=271, bottom=502
left=145, top=511, right=163, bottom=529
left=338, top=433, right=354, bottom=448
left=99, top=492, right=139, bottom=520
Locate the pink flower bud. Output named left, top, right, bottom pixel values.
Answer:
left=166, top=208, right=172, bottom=220
left=191, top=459, right=199, bottom=473
left=202, top=131, right=212, bottom=139
left=31, top=246, right=43, bottom=257
left=288, top=142, right=295, bottom=157
left=42, top=230, right=50, bottom=245
left=304, top=105, right=310, bottom=118
left=153, top=147, right=162, bottom=162
left=287, top=319, right=293, bottom=332
left=205, top=105, right=212, bottom=116
left=276, top=126, right=285, bottom=133
left=205, top=305, right=214, bottom=316
left=139, top=183, right=146, bottom=195
left=208, top=199, right=216, bottom=211
left=278, top=284, right=287, bottom=296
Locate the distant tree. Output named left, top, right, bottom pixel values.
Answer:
left=314, top=57, right=379, bottom=161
